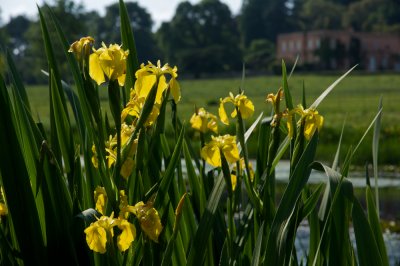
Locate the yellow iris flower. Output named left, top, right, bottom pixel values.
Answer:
left=68, top=36, right=95, bottom=62
left=84, top=213, right=116, bottom=254
left=94, top=187, right=107, bottom=215
left=287, top=105, right=324, bottom=140
left=134, top=60, right=180, bottom=104
left=219, top=92, right=254, bottom=125
left=116, top=219, right=136, bottom=252
left=201, top=134, right=240, bottom=167
left=121, top=90, right=160, bottom=127
left=0, top=202, right=7, bottom=217
left=89, top=42, right=129, bottom=86
left=104, top=124, right=139, bottom=179
left=231, top=174, right=237, bottom=191
left=91, top=144, right=98, bottom=168
left=84, top=212, right=136, bottom=253
left=130, top=201, right=163, bottom=243
left=190, top=107, right=218, bottom=134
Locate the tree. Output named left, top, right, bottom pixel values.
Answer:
left=244, top=39, right=275, bottom=71
left=240, top=0, right=292, bottom=47
left=157, top=0, right=242, bottom=76
left=343, top=0, right=400, bottom=32
left=19, top=0, right=88, bottom=83
left=299, top=0, right=345, bottom=30
left=5, top=15, right=31, bottom=57
left=99, top=2, right=160, bottom=64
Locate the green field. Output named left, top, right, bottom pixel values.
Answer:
left=26, top=73, right=399, bottom=165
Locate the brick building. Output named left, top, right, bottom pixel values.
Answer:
left=276, top=30, right=400, bottom=71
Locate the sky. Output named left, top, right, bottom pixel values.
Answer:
left=0, top=0, right=242, bottom=29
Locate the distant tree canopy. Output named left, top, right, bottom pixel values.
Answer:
left=240, top=0, right=292, bottom=47
left=157, top=0, right=242, bottom=76
left=94, top=2, right=160, bottom=63
left=2, top=0, right=400, bottom=83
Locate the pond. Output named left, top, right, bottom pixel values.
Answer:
left=182, top=159, right=400, bottom=264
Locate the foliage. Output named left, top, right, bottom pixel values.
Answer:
left=243, top=39, right=275, bottom=71
left=3, top=0, right=400, bottom=81
left=240, top=0, right=292, bottom=46
left=157, top=0, right=242, bottom=76
left=0, top=2, right=393, bottom=265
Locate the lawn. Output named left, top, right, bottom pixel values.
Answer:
left=26, top=73, right=400, bottom=165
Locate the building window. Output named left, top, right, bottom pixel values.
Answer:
left=281, top=41, right=287, bottom=52
left=315, top=38, right=320, bottom=48
left=382, top=56, right=388, bottom=69
left=308, top=39, right=313, bottom=50
left=330, top=39, right=336, bottom=49
left=296, top=40, right=302, bottom=51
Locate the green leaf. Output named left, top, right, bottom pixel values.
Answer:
left=50, top=70, right=73, bottom=173
left=6, top=50, right=31, bottom=111
left=300, top=183, right=324, bottom=220
left=352, top=199, right=383, bottom=266
left=183, top=140, right=206, bottom=216
left=265, top=132, right=318, bottom=265
left=282, top=60, right=294, bottom=110
left=187, top=172, right=226, bottom=265
left=311, top=162, right=354, bottom=266
left=269, top=136, right=290, bottom=176
left=154, top=125, right=185, bottom=209
left=119, top=0, right=140, bottom=101
left=251, top=221, right=264, bottom=266
left=332, top=117, right=346, bottom=170
left=372, top=97, right=382, bottom=216
left=366, top=186, right=389, bottom=266
left=0, top=74, right=46, bottom=264
left=310, top=65, right=357, bottom=109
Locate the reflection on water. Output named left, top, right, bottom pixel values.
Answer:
left=295, top=222, right=400, bottom=265
left=275, top=160, right=400, bottom=188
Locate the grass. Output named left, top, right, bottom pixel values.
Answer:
left=26, top=73, right=400, bottom=165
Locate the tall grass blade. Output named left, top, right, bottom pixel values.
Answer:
left=251, top=221, right=264, bottom=266
left=183, top=140, right=206, bottom=216
left=352, top=108, right=382, bottom=156
left=6, top=51, right=31, bottom=111
left=119, top=0, right=140, bottom=101
left=332, top=116, right=346, bottom=170
left=352, top=199, right=383, bottom=266
left=265, top=132, right=318, bottom=265
left=311, top=162, right=354, bottom=266
left=310, top=65, right=357, bottom=109
left=281, top=60, right=294, bottom=110
left=366, top=186, right=389, bottom=266
left=154, top=126, right=185, bottom=209
left=372, top=97, right=382, bottom=216
left=187, top=172, right=226, bottom=265
left=0, top=74, right=46, bottom=264
left=288, top=55, right=299, bottom=79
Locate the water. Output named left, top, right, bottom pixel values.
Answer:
left=295, top=222, right=400, bottom=265
left=181, top=159, right=400, bottom=264
left=274, top=160, right=400, bottom=188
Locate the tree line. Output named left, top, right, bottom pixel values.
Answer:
left=1, top=0, right=400, bottom=83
